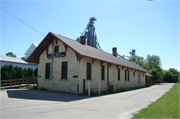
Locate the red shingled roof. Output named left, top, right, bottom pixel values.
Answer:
left=27, top=32, right=148, bottom=73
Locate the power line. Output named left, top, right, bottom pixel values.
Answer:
left=0, top=6, right=45, bottom=36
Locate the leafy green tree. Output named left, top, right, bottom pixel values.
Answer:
left=21, top=57, right=25, bottom=60
left=149, top=68, right=161, bottom=81
left=34, top=67, right=38, bottom=77
left=26, top=68, right=34, bottom=77
left=13, top=66, right=18, bottom=79
left=15, top=66, right=24, bottom=79
left=169, top=68, right=179, bottom=76
left=146, top=54, right=163, bottom=80
left=146, top=54, right=161, bottom=71
left=129, top=55, right=147, bottom=69
left=1, top=64, right=9, bottom=80
left=1, top=64, right=14, bottom=80
left=6, top=52, right=16, bottom=57
left=8, top=64, right=14, bottom=79
left=23, top=68, right=28, bottom=77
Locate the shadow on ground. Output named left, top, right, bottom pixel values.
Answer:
left=6, top=89, right=91, bottom=102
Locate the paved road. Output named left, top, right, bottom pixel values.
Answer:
left=0, top=83, right=174, bottom=119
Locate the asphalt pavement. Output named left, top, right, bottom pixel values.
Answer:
left=0, top=83, right=174, bottom=119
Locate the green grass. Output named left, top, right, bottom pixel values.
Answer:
left=133, top=83, right=180, bottom=118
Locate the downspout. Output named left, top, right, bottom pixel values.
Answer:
left=0, top=60, right=1, bottom=88
left=107, top=63, right=109, bottom=90
left=50, top=41, right=54, bottom=90
left=50, top=41, right=54, bottom=79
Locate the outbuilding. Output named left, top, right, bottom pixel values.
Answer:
left=27, top=32, right=149, bottom=94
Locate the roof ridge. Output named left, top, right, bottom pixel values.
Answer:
left=52, top=32, right=116, bottom=56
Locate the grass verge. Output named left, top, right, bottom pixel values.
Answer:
left=132, top=83, right=179, bottom=118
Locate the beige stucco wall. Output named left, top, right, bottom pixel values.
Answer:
left=38, top=39, right=80, bottom=94
left=38, top=39, right=146, bottom=94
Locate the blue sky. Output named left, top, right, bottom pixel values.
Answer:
left=0, top=0, right=179, bottom=71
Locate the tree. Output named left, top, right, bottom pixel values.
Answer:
left=129, top=55, right=146, bottom=69
left=146, top=54, right=161, bottom=71
left=21, top=57, right=25, bottom=60
left=1, top=64, right=14, bottom=80
left=1, top=64, right=9, bottom=80
left=169, top=68, right=179, bottom=76
left=26, top=68, right=34, bottom=77
left=34, top=67, right=38, bottom=77
left=23, top=68, right=28, bottom=77
left=145, top=54, right=163, bottom=80
left=8, top=64, right=14, bottom=79
left=13, top=66, right=24, bottom=79
left=6, top=52, right=16, bottom=57
left=149, top=68, right=161, bottom=81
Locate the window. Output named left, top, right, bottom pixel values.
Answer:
left=128, top=70, right=130, bottom=81
left=86, top=63, right=91, bottom=80
left=54, top=46, right=59, bottom=53
left=142, top=73, right=144, bottom=77
left=118, top=69, right=120, bottom=80
left=125, top=70, right=127, bottom=80
left=101, top=66, right=105, bottom=80
left=133, top=71, right=135, bottom=76
left=138, top=73, right=141, bottom=84
left=45, top=63, right=50, bottom=79
left=61, top=62, right=68, bottom=79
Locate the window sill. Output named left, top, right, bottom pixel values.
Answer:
left=86, top=79, right=91, bottom=80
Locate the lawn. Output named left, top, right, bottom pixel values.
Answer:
left=133, top=83, right=179, bottom=118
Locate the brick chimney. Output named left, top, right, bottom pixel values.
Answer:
left=112, top=47, right=117, bottom=57
left=80, top=36, right=86, bottom=45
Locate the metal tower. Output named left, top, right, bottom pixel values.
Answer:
left=76, top=17, right=102, bottom=50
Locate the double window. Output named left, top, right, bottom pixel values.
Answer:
left=61, top=62, right=68, bottom=79
left=86, top=63, right=91, bottom=80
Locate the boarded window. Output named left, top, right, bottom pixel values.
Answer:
left=45, top=63, right=50, bottom=79
left=87, top=63, right=91, bottom=80
left=101, top=66, right=105, bottom=80
left=54, top=46, right=59, bottom=53
left=61, top=62, right=68, bottom=79
left=118, top=69, right=120, bottom=80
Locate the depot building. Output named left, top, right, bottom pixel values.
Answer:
left=27, top=32, right=149, bottom=94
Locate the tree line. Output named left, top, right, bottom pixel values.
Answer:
left=129, top=55, right=179, bottom=83
left=1, top=64, right=38, bottom=80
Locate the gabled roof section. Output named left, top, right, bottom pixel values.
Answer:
left=26, top=32, right=148, bottom=72
left=146, top=73, right=154, bottom=77
left=25, top=43, right=38, bottom=55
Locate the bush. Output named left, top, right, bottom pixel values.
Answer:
left=1, top=64, right=37, bottom=80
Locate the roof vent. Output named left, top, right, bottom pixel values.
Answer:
left=80, top=36, right=86, bottom=45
